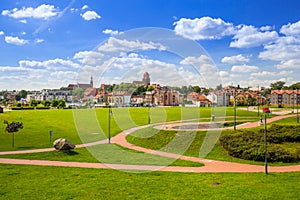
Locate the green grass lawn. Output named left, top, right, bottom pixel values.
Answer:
left=0, top=107, right=259, bottom=151
left=0, top=164, right=300, bottom=199
left=0, top=144, right=203, bottom=167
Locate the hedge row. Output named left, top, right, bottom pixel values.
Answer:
left=11, top=106, right=50, bottom=110
left=219, top=125, right=300, bottom=162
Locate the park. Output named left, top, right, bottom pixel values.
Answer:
left=0, top=106, right=300, bottom=199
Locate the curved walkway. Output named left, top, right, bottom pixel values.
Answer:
left=1, top=114, right=300, bottom=173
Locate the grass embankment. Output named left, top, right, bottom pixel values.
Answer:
left=0, top=164, right=300, bottom=199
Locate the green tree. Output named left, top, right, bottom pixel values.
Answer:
left=72, top=88, right=84, bottom=99
left=288, top=82, right=300, bottom=89
left=57, top=99, right=66, bottom=109
left=193, top=86, right=201, bottom=93
left=19, top=90, right=28, bottom=99
left=4, top=120, right=23, bottom=147
left=147, top=85, right=154, bottom=92
left=15, top=94, right=21, bottom=101
left=51, top=99, right=59, bottom=107
left=270, top=81, right=285, bottom=90
left=42, top=100, right=51, bottom=107
left=29, top=99, right=38, bottom=107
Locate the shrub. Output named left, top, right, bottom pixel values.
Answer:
left=219, top=124, right=300, bottom=162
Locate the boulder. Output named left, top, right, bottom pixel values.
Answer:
left=53, top=138, right=75, bottom=152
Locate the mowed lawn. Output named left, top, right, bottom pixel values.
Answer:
left=0, top=164, right=300, bottom=199
left=0, top=107, right=255, bottom=151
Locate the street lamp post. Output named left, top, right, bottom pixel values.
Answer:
left=148, top=105, right=151, bottom=124
left=108, top=106, right=112, bottom=144
left=234, top=90, right=237, bottom=131
left=264, top=111, right=268, bottom=174
left=297, top=89, right=299, bottom=123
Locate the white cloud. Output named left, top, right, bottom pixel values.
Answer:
left=260, top=25, right=273, bottom=31
left=0, top=31, right=4, bottom=35
left=231, top=64, right=259, bottom=73
left=81, top=10, right=100, bottom=21
left=73, top=50, right=104, bottom=65
left=21, top=31, right=26, bottom=35
left=221, top=54, right=249, bottom=64
left=250, top=71, right=276, bottom=77
left=259, top=36, right=300, bottom=61
left=102, top=29, right=123, bottom=36
left=19, top=58, right=80, bottom=70
left=230, top=25, right=278, bottom=48
left=34, top=38, right=44, bottom=43
left=173, top=16, right=236, bottom=40
left=82, top=5, right=88, bottom=10
left=2, top=4, right=58, bottom=20
left=276, top=59, right=300, bottom=69
left=5, top=36, right=28, bottom=45
left=280, top=20, right=300, bottom=37
left=219, top=71, right=229, bottom=77
left=98, top=37, right=167, bottom=52
left=19, top=19, right=27, bottom=23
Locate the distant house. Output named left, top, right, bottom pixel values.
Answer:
left=271, top=90, right=300, bottom=106
left=0, top=107, right=3, bottom=113
left=108, top=91, right=131, bottom=107
left=67, top=76, right=94, bottom=90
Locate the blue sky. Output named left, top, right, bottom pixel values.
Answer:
left=1, top=0, right=300, bottom=90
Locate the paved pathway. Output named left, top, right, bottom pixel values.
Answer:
left=1, top=114, right=300, bottom=173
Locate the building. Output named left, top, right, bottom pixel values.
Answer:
left=133, top=72, right=151, bottom=85
left=108, top=91, right=131, bottom=107
left=67, top=76, right=93, bottom=90
left=145, top=87, right=183, bottom=106
left=35, top=89, right=72, bottom=102
left=271, top=90, right=300, bottom=106
left=187, top=92, right=211, bottom=107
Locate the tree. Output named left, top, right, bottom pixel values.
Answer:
left=19, top=90, right=28, bottom=99
left=72, top=88, right=84, bottom=99
left=42, top=100, right=51, bottom=107
left=51, top=99, right=59, bottom=107
left=4, top=120, right=23, bottom=147
left=29, top=99, right=38, bottom=107
left=270, top=81, right=285, bottom=90
left=15, top=94, right=21, bottom=101
left=147, top=85, right=154, bottom=92
left=193, top=86, right=201, bottom=93
left=288, top=82, right=300, bottom=90
left=57, top=99, right=66, bottom=109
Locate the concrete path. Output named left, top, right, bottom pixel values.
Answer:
left=0, top=114, right=300, bottom=173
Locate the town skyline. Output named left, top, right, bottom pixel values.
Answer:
left=1, top=1, right=300, bottom=90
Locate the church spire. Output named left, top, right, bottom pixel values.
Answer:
left=90, top=76, right=93, bottom=88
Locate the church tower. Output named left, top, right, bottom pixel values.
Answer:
left=90, top=76, right=93, bottom=88
left=142, top=72, right=150, bottom=85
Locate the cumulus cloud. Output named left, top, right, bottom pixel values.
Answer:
left=276, top=59, right=300, bottom=69
left=19, top=58, right=80, bottom=70
left=73, top=50, right=104, bottom=65
left=19, top=19, right=27, bottom=24
left=250, top=71, right=276, bottom=77
left=221, top=54, right=249, bottom=64
left=5, top=36, right=28, bottom=45
left=231, top=64, right=259, bottom=73
left=2, top=4, right=58, bottom=20
left=173, top=16, right=236, bottom=40
left=97, top=37, right=166, bottom=52
left=81, top=5, right=88, bottom=10
left=259, top=36, right=300, bottom=61
left=0, top=31, right=4, bottom=35
left=102, top=29, right=123, bottom=36
left=230, top=25, right=278, bottom=48
left=34, top=38, right=44, bottom=43
left=219, top=71, right=229, bottom=77
left=81, top=10, right=101, bottom=21
left=280, top=20, right=300, bottom=37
